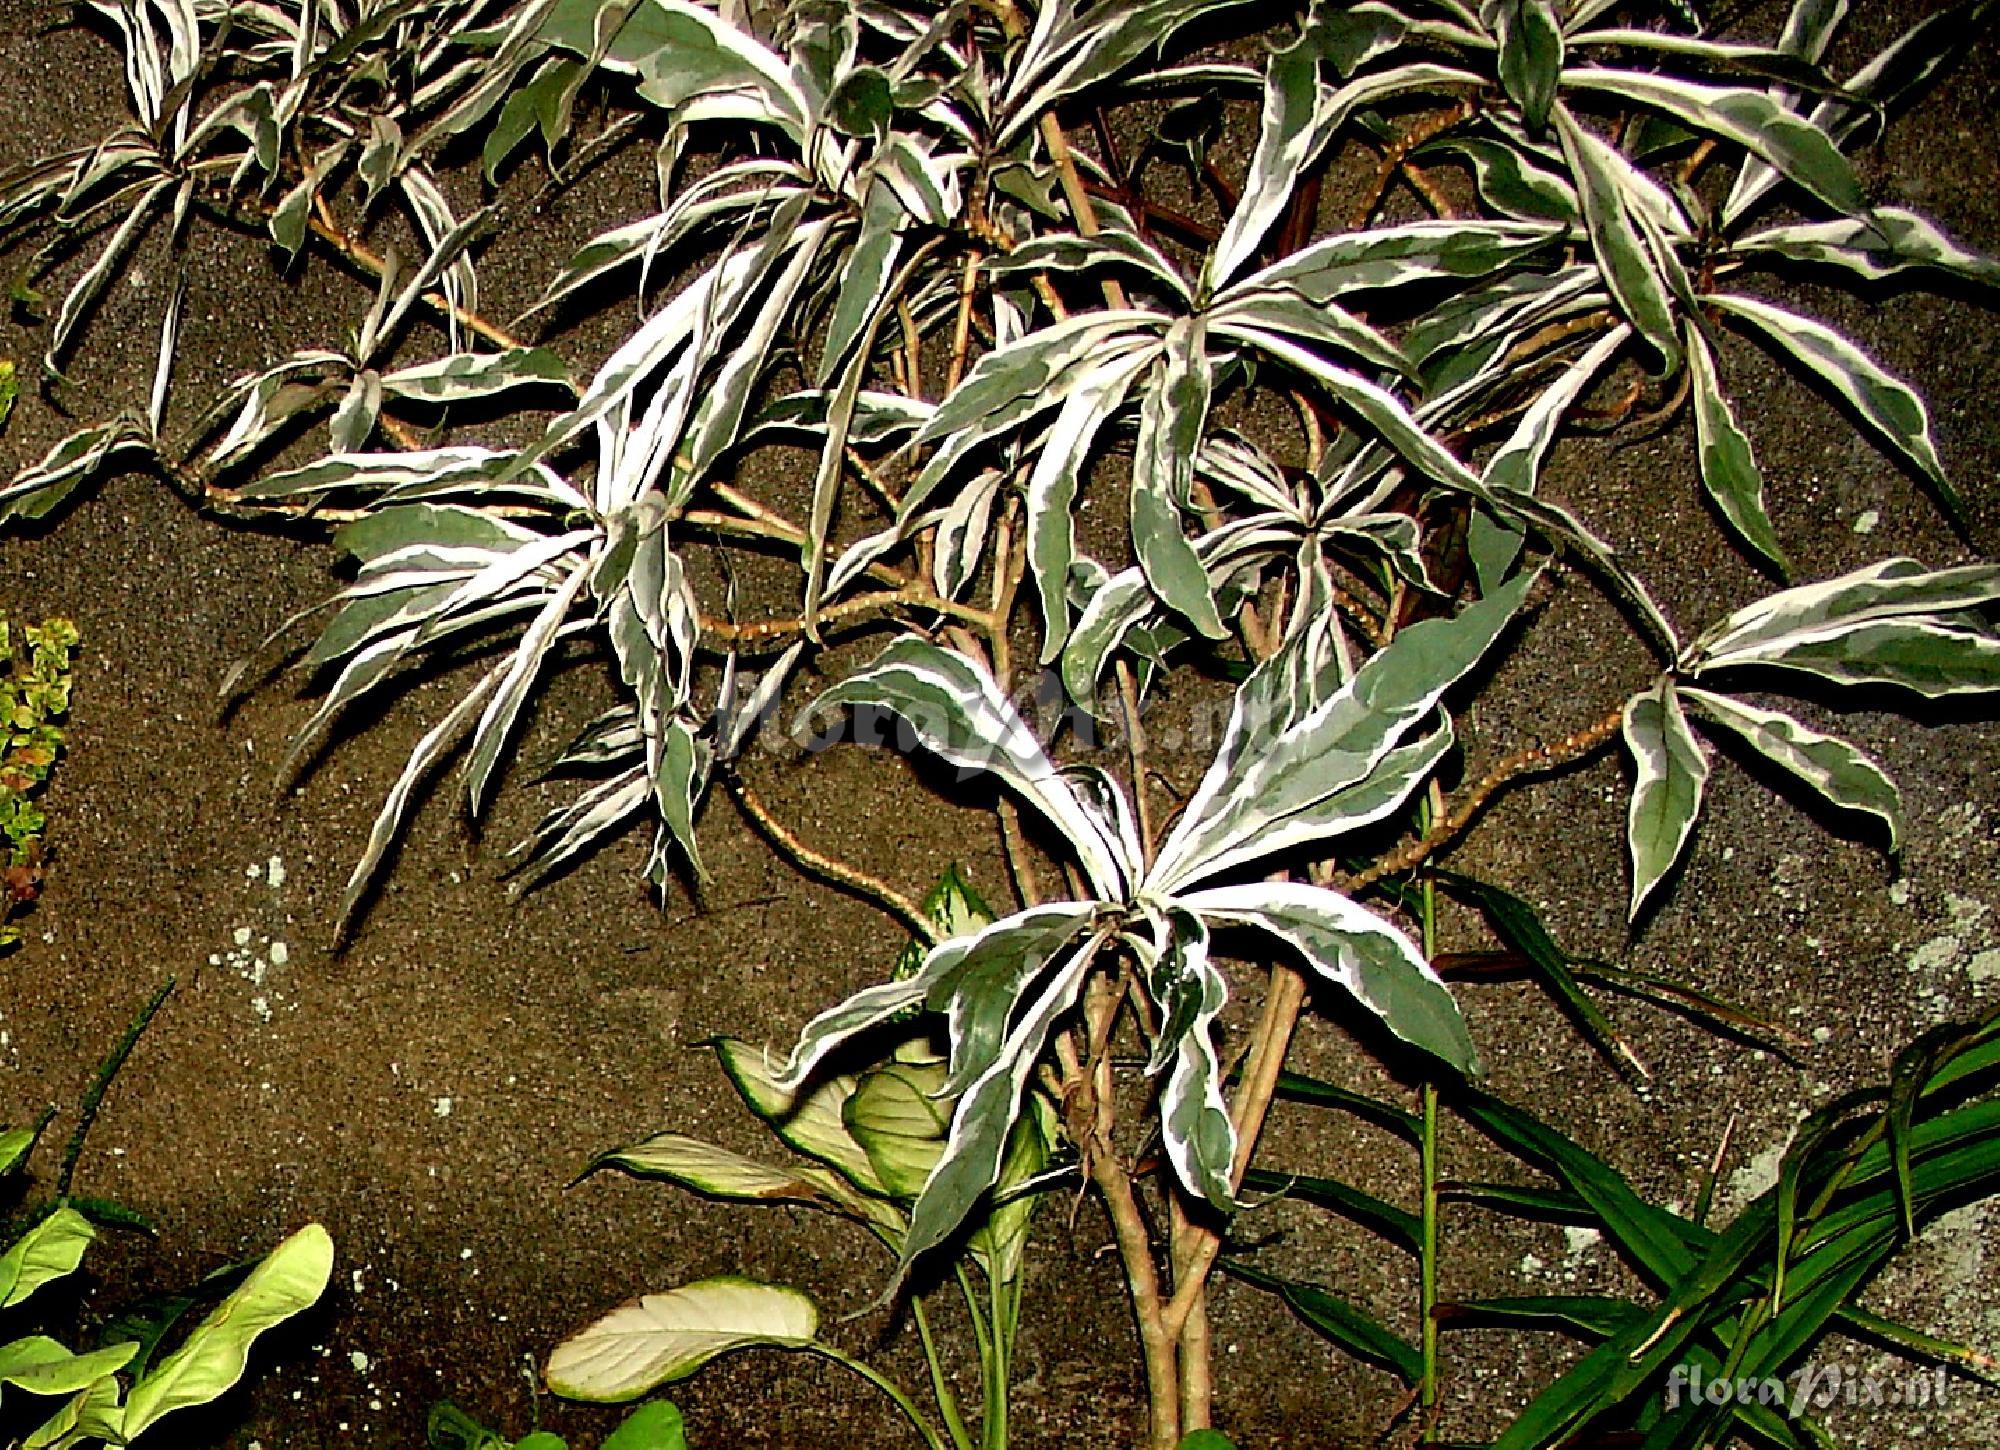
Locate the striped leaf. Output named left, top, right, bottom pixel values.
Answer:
left=1710, top=292, right=1959, bottom=516
left=1680, top=687, right=1901, bottom=852
left=1181, top=881, right=1476, bottom=1073
left=1685, top=325, right=1785, bottom=574
left=1555, top=103, right=1679, bottom=369
left=1622, top=679, right=1710, bottom=920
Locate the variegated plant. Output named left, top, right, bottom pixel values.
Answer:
left=3, top=0, right=1999, bottom=1444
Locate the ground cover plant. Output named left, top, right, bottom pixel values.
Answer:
left=1, top=0, right=1998, bottom=1443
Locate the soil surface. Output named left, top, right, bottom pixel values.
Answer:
left=0, top=3, right=1998, bottom=1448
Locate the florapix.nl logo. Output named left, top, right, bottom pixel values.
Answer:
left=1665, top=1361, right=1951, bottom=1418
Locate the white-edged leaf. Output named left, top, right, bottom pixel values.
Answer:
left=710, top=1038, right=886, bottom=1197
left=1131, top=319, right=1225, bottom=641
left=1142, top=911, right=1237, bottom=1210
left=1181, top=881, right=1476, bottom=1072
left=1738, top=209, right=2000, bottom=289
left=1554, top=103, right=1679, bottom=369
left=810, top=640, right=1136, bottom=896
left=1690, top=557, right=2000, bottom=666
left=1492, top=0, right=1563, bottom=134
left=1561, top=69, right=1864, bottom=216
left=1685, top=325, right=1785, bottom=574
left=1679, top=687, right=1901, bottom=851
left=1622, top=679, right=1710, bottom=920
left=381, top=348, right=573, bottom=404
left=1708, top=293, right=1957, bottom=515
left=546, top=1278, right=818, bottom=1403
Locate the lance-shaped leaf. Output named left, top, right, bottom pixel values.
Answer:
left=1220, top=1258, right=1422, bottom=1384
left=1139, top=911, right=1237, bottom=1210
left=1131, top=320, right=1225, bottom=641
left=1491, top=0, right=1562, bottom=134
left=381, top=348, right=573, bottom=405
left=547, top=1278, right=819, bottom=1402
left=1473, top=324, right=1630, bottom=589
left=538, top=0, right=810, bottom=139
left=584, top=1132, right=853, bottom=1208
left=1417, top=136, right=1579, bottom=223
left=1026, top=343, right=1156, bottom=660
left=1679, top=687, right=1901, bottom=852
left=1688, top=558, right=2000, bottom=697
left=811, top=640, right=1136, bottom=896
left=1150, top=572, right=1533, bottom=895
left=1709, top=292, right=1958, bottom=516
left=1739, top=208, right=2000, bottom=290
left=0, top=1338, right=137, bottom=1400
left=1555, top=103, right=1679, bottom=369
left=120, top=1222, right=333, bottom=1438
left=1238, top=219, right=1565, bottom=300
left=899, top=932, right=1106, bottom=1267
left=1622, top=679, right=1709, bottom=920
left=1685, top=325, right=1785, bottom=574
left=1183, top=881, right=1475, bottom=1073
left=1561, top=69, right=1864, bottom=216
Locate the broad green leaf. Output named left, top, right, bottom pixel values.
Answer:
left=546, top=1278, right=818, bottom=1402
left=1622, top=680, right=1710, bottom=920
left=0, top=1125, right=36, bottom=1177
left=1685, top=325, right=1785, bottom=574
left=0, top=1208, right=94, bottom=1310
left=1219, top=1259, right=1421, bottom=1384
left=0, top=1337, right=138, bottom=1398
left=1710, top=292, right=1959, bottom=516
left=120, top=1222, right=334, bottom=1438
left=585, top=1133, right=849, bottom=1207
left=845, top=1061, right=950, bottom=1200
left=1679, top=688, right=1902, bottom=850
left=899, top=935, right=1106, bottom=1267
left=602, top=1400, right=689, bottom=1450
left=1555, top=103, right=1679, bottom=369
left=1177, top=1434, right=1239, bottom=1450
left=1183, top=882, right=1475, bottom=1074
left=709, top=1039, right=886, bottom=1198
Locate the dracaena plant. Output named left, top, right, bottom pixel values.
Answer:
left=4, top=0, right=2000, bottom=1443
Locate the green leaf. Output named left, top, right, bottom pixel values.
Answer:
left=546, top=1278, right=818, bottom=1402
left=1679, top=688, right=1902, bottom=851
left=0, top=1124, right=37, bottom=1177
left=1622, top=680, right=1709, bottom=920
left=1685, top=326, right=1786, bottom=575
left=1177, top=1433, right=1239, bottom=1450
left=1494, top=0, right=1563, bottom=134
left=1185, top=882, right=1476, bottom=1074
left=584, top=1133, right=852, bottom=1207
left=1219, top=1259, right=1421, bottom=1384
left=602, top=1401, right=689, bottom=1450
left=1239, top=1168, right=1422, bottom=1252
left=709, top=1039, right=886, bottom=1198
left=0, top=1208, right=94, bottom=1310
left=120, top=1222, right=334, bottom=1438
left=1439, top=1294, right=1645, bottom=1339
left=844, top=1061, right=950, bottom=1201
left=1555, top=103, right=1679, bottom=369
left=1710, top=292, right=1959, bottom=517
left=0, top=1337, right=138, bottom=1398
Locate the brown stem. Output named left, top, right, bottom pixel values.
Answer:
left=1343, top=704, right=1626, bottom=893
left=727, top=776, right=938, bottom=944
